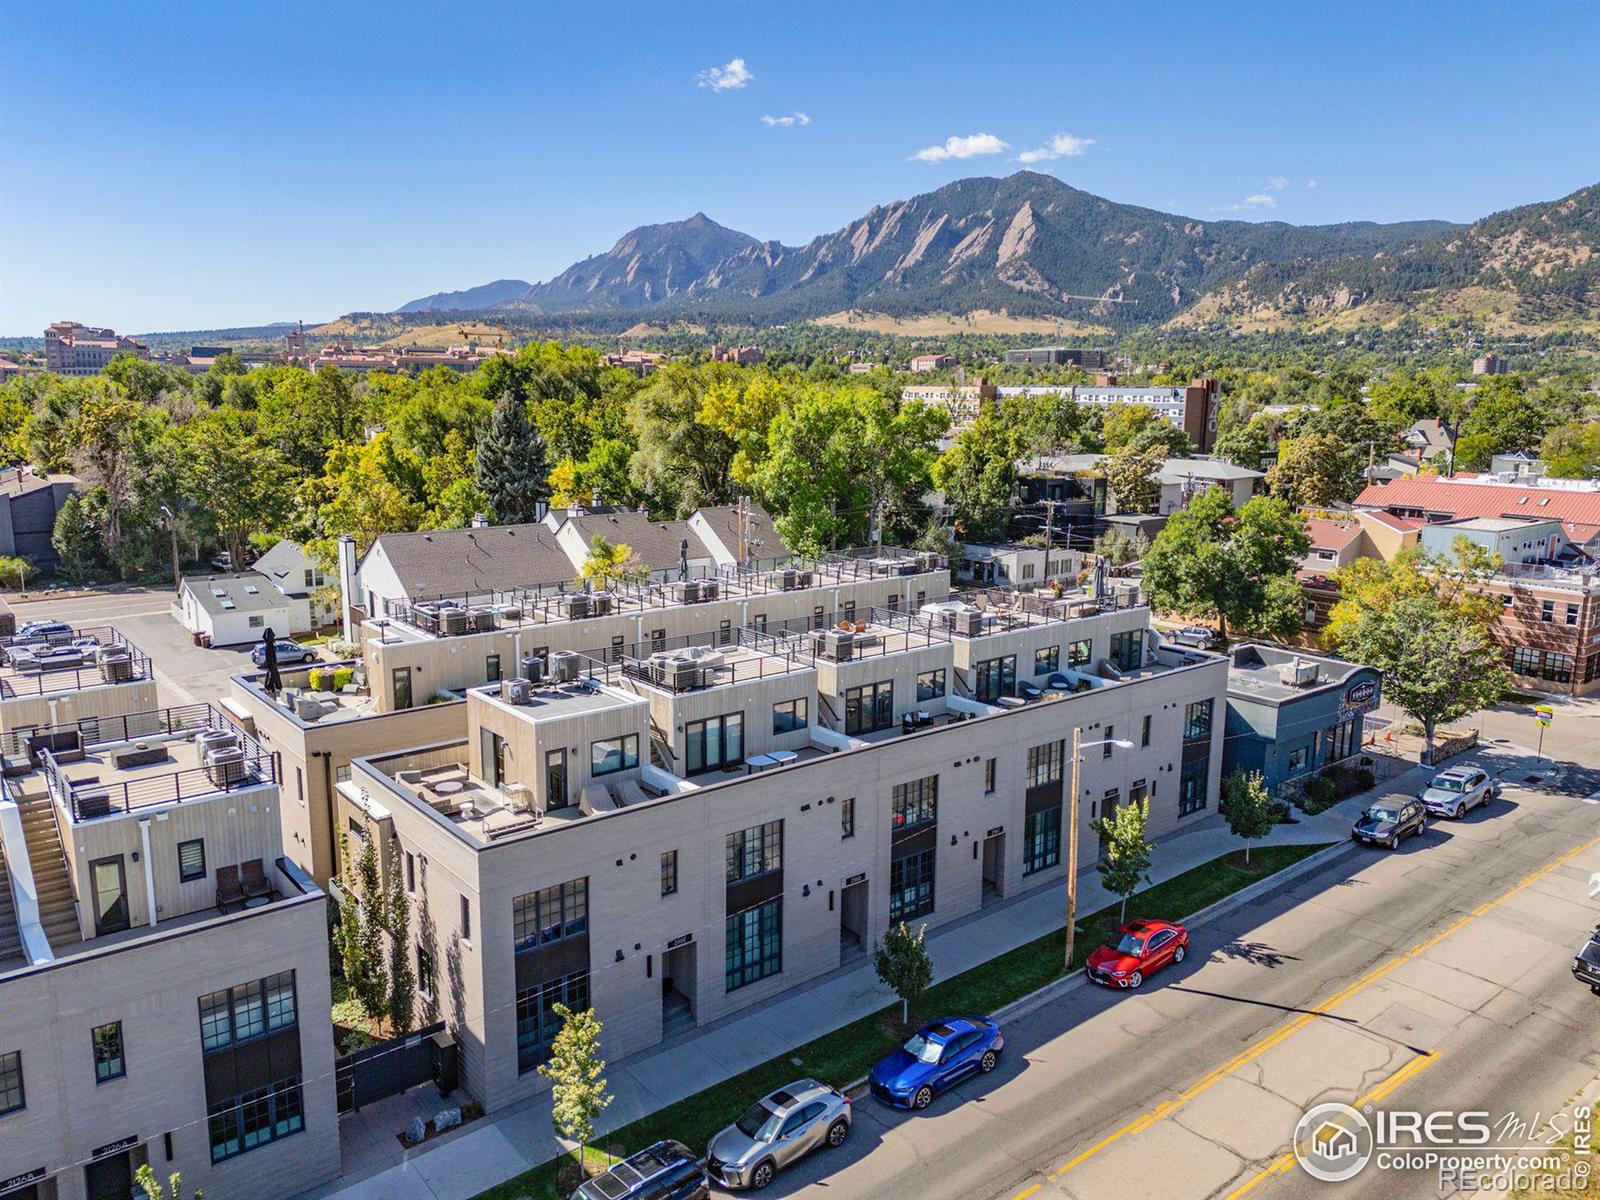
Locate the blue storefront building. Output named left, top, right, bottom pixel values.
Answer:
left=1222, top=644, right=1383, bottom=793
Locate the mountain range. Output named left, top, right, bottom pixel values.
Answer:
left=395, top=173, right=1600, bottom=330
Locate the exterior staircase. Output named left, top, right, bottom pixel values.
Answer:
left=17, top=795, right=81, bottom=949
left=0, top=850, right=22, bottom=964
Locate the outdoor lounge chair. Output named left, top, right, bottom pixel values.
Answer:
left=240, top=858, right=272, bottom=901
left=216, top=865, right=245, bottom=913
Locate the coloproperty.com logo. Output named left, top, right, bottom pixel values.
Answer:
left=1292, top=1100, right=1593, bottom=1190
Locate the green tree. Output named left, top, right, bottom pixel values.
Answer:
left=1102, top=446, right=1165, bottom=513
left=340, top=827, right=390, bottom=1025
left=1213, top=411, right=1277, bottom=469
left=1102, top=403, right=1191, bottom=457
left=628, top=363, right=739, bottom=515
left=931, top=410, right=1022, bottom=542
left=538, top=1003, right=614, bottom=1169
left=1093, top=526, right=1150, bottom=567
left=134, top=1164, right=201, bottom=1200
left=1220, top=771, right=1275, bottom=865
left=181, top=411, right=293, bottom=569
left=874, top=921, right=934, bottom=1024
left=1141, top=491, right=1311, bottom=643
left=1540, top=420, right=1600, bottom=479
left=1455, top=378, right=1552, bottom=469
left=52, top=494, right=102, bottom=582
left=1332, top=592, right=1508, bottom=760
left=1093, top=797, right=1155, bottom=923
left=0, top=556, right=30, bottom=589
left=475, top=391, right=550, bottom=523
left=1266, top=433, right=1359, bottom=506
left=579, top=535, right=648, bottom=590
left=385, top=871, right=415, bottom=1035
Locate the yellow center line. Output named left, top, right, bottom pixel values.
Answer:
left=1040, top=832, right=1600, bottom=1186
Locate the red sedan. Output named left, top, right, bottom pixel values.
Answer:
left=1085, top=919, right=1189, bottom=989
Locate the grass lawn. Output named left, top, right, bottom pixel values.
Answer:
left=474, top=842, right=1333, bottom=1200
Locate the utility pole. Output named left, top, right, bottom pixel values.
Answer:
left=1065, top=726, right=1082, bottom=971
left=159, top=504, right=180, bottom=594
left=1041, top=502, right=1054, bottom=587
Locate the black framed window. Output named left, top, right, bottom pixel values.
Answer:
left=985, top=758, right=997, bottom=794
left=889, top=849, right=935, bottom=923
left=417, top=941, right=435, bottom=996
left=1179, top=757, right=1209, bottom=815
left=1110, top=630, right=1144, bottom=672
left=772, top=698, right=807, bottom=734
left=891, top=775, right=938, bottom=831
left=974, top=655, right=1016, bottom=703
left=1103, top=726, right=1115, bottom=758
left=844, top=681, right=894, bottom=735
left=516, top=971, right=590, bottom=1073
left=207, top=1076, right=304, bottom=1162
left=545, top=749, right=569, bottom=809
left=841, top=797, right=855, bottom=838
left=1184, top=699, right=1214, bottom=743
left=1027, top=740, right=1064, bottom=788
left=0, top=1050, right=23, bottom=1115
left=1141, top=714, right=1152, bottom=747
left=461, top=895, right=471, bottom=940
left=93, top=1021, right=125, bottom=1083
left=178, top=838, right=206, bottom=883
left=725, top=899, right=782, bottom=992
left=513, top=879, right=588, bottom=951
left=485, top=654, right=502, bottom=683
left=198, top=971, right=297, bottom=1053
left=590, top=734, right=639, bottom=777
left=726, top=820, right=783, bottom=883
left=916, top=669, right=946, bottom=702
left=1023, top=807, right=1062, bottom=875
left=1034, top=645, right=1060, bottom=676
left=660, top=850, right=678, bottom=896
left=686, top=712, right=744, bottom=774
left=1068, top=639, right=1092, bottom=667
left=1511, top=645, right=1541, bottom=674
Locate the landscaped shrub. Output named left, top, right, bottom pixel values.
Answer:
left=1298, top=775, right=1338, bottom=813
left=332, top=666, right=355, bottom=691
left=1321, top=763, right=1376, bottom=799
left=307, top=667, right=329, bottom=691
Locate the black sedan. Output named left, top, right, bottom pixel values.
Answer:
left=1573, top=927, right=1600, bottom=995
left=1351, top=798, right=1426, bottom=849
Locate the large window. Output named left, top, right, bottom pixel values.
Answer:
left=1184, top=699, right=1214, bottom=743
left=516, top=971, right=590, bottom=1073
left=726, top=899, right=783, bottom=991
left=772, top=698, right=808, bottom=734
left=93, top=1021, right=125, bottom=1084
left=1023, top=807, right=1062, bottom=875
left=1068, top=639, right=1092, bottom=667
left=1510, top=647, right=1574, bottom=682
left=1034, top=646, right=1060, bottom=676
left=198, top=972, right=297, bottom=1053
left=726, top=820, right=783, bottom=883
left=686, top=713, right=744, bottom=775
left=590, top=734, right=639, bottom=777
left=0, top=1051, right=21, bottom=1115
left=513, top=879, right=588, bottom=951
left=1511, top=646, right=1542, bottom=675
left=207, top=1076, right=304, bottom=1163
left=1179, top=757, right=1209, bottom=815
left=841, top=797, right=855, bottom=838
left=845, top=681, right=894, bottom=735
left=889, top=849, right=935, bottom=923
left=916, top=670, right=947, bottom=702
left=891, top=775, right=938, bottom=831
left=974, top=655, right=1017, bottom=703
left=1027, top=740, right=1064, bottom=788
left=1110, top=630, right=1144, bottom=672
left=660, top=850, right=678, bottom=897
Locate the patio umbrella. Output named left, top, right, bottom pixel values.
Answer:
left=261, top=626, right=282, bottom=694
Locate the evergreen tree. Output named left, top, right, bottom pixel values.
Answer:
left=539, top=1004, right=613, bottom=1169
left=385, top=871, right=415, bottom=1035
left=341, top=826, right=389, bottom=1024
left=475, top=390, right=550, bottom=524
left=1093, top=797, right=1155, bottom=923
left=52, top=494, right=101, bottom=582
left=874, top=921, right=934, bottom=1024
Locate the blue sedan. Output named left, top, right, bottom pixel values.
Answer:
left=868, top=1016, right=1003, bottom=1110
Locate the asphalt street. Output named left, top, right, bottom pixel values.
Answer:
left=750, top=755, right=1600, bottom=1200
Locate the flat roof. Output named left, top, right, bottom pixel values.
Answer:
left=1226, top=644, right=1374, bottom=703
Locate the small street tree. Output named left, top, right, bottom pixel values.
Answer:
left=1220, top=771, right=1276, bottom=865
left=874, top=921, right=933, bottom=1024
left=475, top=390, right=550, bottom=523
left=538, top=1003, right=613, bottom=1171
left=338, top=826, right=389, bottom=1025
left=1093, top=798, right=1155, bottom=923
left=385, top=871, right=415, bottom=1035
left=1102, top=446, right=1165, bottom=514
left=135, top=1164, right=200, bottom=1200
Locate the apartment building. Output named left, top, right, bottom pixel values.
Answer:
left=908, top=354, right=957, bottom=373
left=336, top=579, right=1227, bottom=1113
left=0, top=703, right=338, bottom=1200
left=1003, top=347, right=1109, bottom=369
left=42, top=324, right=149, bottom=377
left=1018, top=455, right=1262, bottom=519
left=996, top=380, right=1221, bottom=452
left=0, top=627, right=159, bottom=748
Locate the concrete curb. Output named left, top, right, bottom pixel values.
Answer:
left=841, top=839, right=1356, bottom=1094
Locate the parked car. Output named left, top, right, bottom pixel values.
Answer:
left=573, top=1140, right=707, bottom=1200
left=707, top=1079, right=851, bottom=1190
left=1169, top=625, right=1220, bottom=649
left=868, top=1015, right=1003, bottom=1110
left=1572, top=926, right=1600, bottom=996
left=15, top=620, right=73, bottom=644
left=1419, top=767, right=1499, bottom=819
left=1085, top=918, right=1190, bottom=989
left=251, top=639, right=316, bottom=666
left=1352, top=798, right=1427, bottom=849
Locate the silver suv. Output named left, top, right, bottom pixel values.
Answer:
left=1419, top=767, right=1498, bottom=819
left=706, top=1079, right=851, bottom=1190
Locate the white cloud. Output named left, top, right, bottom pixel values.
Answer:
left=1017, top=133, right=1096, bottom=164
left=911, top=132, right=1009, bottom=164
left=1210, top=193, right=1280, bottom=213
left=697, top=58, right=753, bottom=91
left=1267, top=175, right=1290, bottom=190
left=1306, top=179, right=1319, bottom=189
left=760, top=111, right=810, bottom=127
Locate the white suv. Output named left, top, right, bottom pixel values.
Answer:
left=1419, top=767, right=1498, bottom=819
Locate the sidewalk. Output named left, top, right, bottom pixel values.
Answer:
left=305, top=745, right=1509, bottom=1200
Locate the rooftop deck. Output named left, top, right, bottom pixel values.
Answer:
left=0, top=625, right=151, bottom=698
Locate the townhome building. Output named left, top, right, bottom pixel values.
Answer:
left=333, top=580, right=1228, bottom=1113
left=0, top=703, right=339, bottom=1200
left=0, top=627, right=159, bottom=748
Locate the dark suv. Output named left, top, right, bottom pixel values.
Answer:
left=573, top=1140, right=708, bottom=1200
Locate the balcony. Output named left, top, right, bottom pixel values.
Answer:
left=0, top=626, right=152, bottom=698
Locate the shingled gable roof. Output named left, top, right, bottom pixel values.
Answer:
left=371, top=523, right=576, bottom=599
left=1302, top=517, right=1365, bottom=552
left=1354, top=478, right=1600, bottom=543
left=692, top=504, right=792, bottom=561
left=558, top=511, right=714, bottom=571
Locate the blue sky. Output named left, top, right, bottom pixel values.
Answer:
left=2, top=0, right=1596, bottom=334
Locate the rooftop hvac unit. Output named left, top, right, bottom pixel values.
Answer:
left=521, top=655, right=546, bottom=684
left=794, top=569, right=814, bottom=587
left=776, top=568, right=798, bottom=591
left=917, top=552, right=943, bottom=572
left=99, top=656, right=135, bottom=683
left=954, top=609, right=985, bottom=637
left=1279, top=658, right=1321, bottom=687
left=204, top=745, right=247, bottom=786
left=196, top=729, right=239, bottom=756
left=697, top=579, right=719, bottom=601
left=502, top=677, right=533, bottom=704
left=295, top=697, right=325, bottom=721
left=468, top=607, right=498, bottom=632
left=589, top=592, right=614, bottom=616
left=821, top=630, right=855, bottom=661
left=497, top=604, right=525, bottom=621
left=563, top=594, right=591, bottom=620
left=439, top=608, right=469, bottom=636
left=665, top=661, right=701, bottom=690
left=669, top=580, right=696, bottom=603
left=551, top=650, right=583, bottom=682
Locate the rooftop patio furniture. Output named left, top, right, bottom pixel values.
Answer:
left=216, top=865, right=245, bottom=913
left=112, top=743, right=171, bottom=770
left=241, top=858, right=273, bottom=903
left=75, top=791, right=112, bottom=819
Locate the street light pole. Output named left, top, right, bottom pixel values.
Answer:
left=1065, top=725, right=1082, bottom=971
left=159, top=504, right=179, bottom=595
